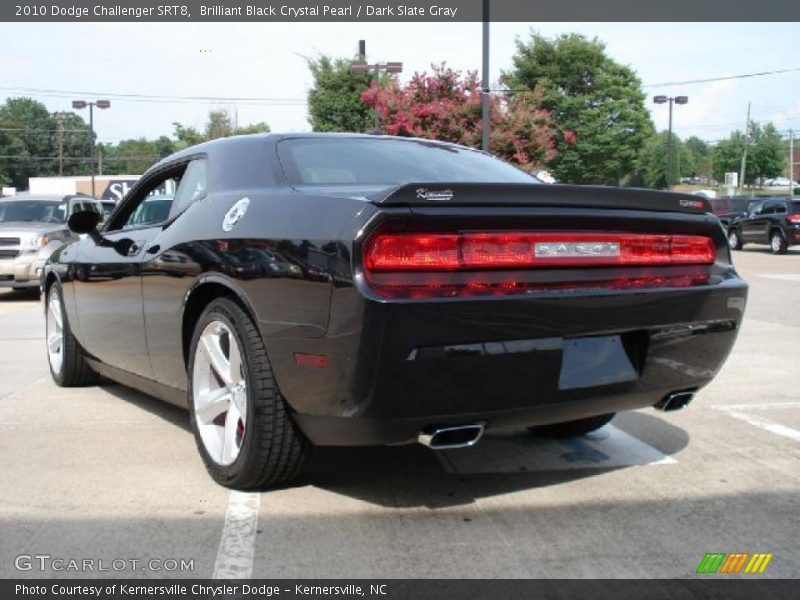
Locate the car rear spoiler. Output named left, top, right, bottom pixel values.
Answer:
left=369, top=182, right=711, bottom=214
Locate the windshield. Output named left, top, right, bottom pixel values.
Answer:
left=278, top=138, right=540, bottom=185
left=0, top=201, right=67, bottom=223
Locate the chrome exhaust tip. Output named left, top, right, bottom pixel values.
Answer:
left=418, top=422, right=486, bottom=450
left=655, top=389, right=696, bottom=412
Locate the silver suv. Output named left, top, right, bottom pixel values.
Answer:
left=0, top=194, right=103, bottom=292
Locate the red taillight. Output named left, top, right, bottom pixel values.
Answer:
left=787, top=214, right=800, bottom=224
left=366, top=232, right=715, bottom=272
left=365, top=233, right=459, bottom=271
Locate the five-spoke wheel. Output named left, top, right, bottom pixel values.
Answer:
left=188, top=297, right=308, bottom=489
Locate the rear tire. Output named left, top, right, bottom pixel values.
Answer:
left=770, top=230, right=787, bottom=254
left=46, top=283, right=97, bottom=387
left=728, top=229, right=743, bottom=250
left=528, top=413, right=615, bottom=439
left=188, top=297, right=309, bottom=490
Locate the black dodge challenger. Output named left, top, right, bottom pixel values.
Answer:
left=43, top=133, right=747, bottom=489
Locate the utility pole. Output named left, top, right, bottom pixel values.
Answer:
left=739, top=101, right=751, bottom=193
left=789, top=129, right=795, bottom=195
left=481, top=0, right=490, bottom=152
left=55, top=113, right=65, bottom=176
left=351, top=42, right=402, bottom=132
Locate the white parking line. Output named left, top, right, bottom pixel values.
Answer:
left=714, top=406, right=800, bottom=444
left=212, top=491, right=261, bottom=579
left=437, top=424, right=676, bottom=475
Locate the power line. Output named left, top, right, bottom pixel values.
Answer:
left=0, top=155, right=160, bottom=161
left=491, top=66, right=800, bottom=93
left=642, top=66, right=800, bottom=88
left=0, top=86, right=306, bottom=106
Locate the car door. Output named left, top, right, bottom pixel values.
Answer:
left=741, top=201, right=765, bottom=242
left=71, top=166, right=185, bottom=378
left=140, top=158, right=209, bottom=389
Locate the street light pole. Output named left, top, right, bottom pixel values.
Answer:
left=653, top=95, right=688, bottom=190
left=666, top=97, right=674, bottom=190
left=481, top=0, right=490, bottom=152
left=89, top=102, right=95, bottom=197
left=72, top=99, right=110, bottom=198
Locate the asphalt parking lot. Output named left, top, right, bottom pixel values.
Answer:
left=0, top=247, right=798, bottom=579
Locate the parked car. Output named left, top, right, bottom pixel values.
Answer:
left=43, top=133, right=747, bottom=489
left=727, top=197, right=800, bottom=254
left=0, top=193, right=103, bottom=292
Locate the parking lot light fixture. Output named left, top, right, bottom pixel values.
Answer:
left=653, top=95, right=689, bottom=190
left=71, top=99, right=111, bottom=198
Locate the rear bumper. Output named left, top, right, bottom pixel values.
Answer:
left=270, top=275, right=747, bottom=446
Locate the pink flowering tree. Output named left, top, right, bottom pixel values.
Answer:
left=361, top=63, right=558, bottom=170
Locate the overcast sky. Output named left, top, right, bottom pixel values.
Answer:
left=0, top=22, right=798, bottom=145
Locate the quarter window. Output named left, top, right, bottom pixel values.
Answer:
left=170, top=159, right=208, bottom=217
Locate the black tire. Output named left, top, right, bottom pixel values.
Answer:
left=187, top=297, right=309, bottom=490
left=727, top=229, right=743, bottom=250
left=528, top=413, right=615, bottom=439
left=770, top=230, right=788, bottom=255
left=46, top=282, right=97, bottom=387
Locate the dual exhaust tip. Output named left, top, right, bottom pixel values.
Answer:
left=419, top=389, right=696, bottom=449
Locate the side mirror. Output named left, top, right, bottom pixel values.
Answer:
left=68, top=210, right=107, bottom=246
left=67, top=210, right=101, bottom=235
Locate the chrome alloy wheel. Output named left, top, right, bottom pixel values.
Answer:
left=192, top=320, right=247, bottom=466
left=46, top=288, right=64, bottom=374
left=728, top=231, right=739, bottom=247
left=771, top=233, right=782, bottom=253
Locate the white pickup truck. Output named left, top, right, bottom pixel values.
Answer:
left=0, top=193, right=103, bottom=293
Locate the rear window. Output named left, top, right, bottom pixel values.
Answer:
left=792, top=201, right=800, bottom=214
left=277, top=138, right=538, bottom=185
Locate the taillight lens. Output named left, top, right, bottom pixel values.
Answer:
left=366, top=232, right=715, bottom=272
left=787, top=214, right=800, bottom=224
left=365, top=234, right=459, bottom=271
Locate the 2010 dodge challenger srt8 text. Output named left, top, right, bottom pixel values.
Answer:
left=42, top=133, right=747, bottom=489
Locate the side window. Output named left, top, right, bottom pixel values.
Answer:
left=169, top=159, right=208, bottom=218
left=107, top=167, right=185, bottom=232
left=762, top=204, right=776, bottom=215
left=775, top=203, right=787, bottom=214
left=748, top=201, right=764, bottom=216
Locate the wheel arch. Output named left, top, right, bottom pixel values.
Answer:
left=43, top=270, right=59, bottom=296
left=181, top=276, right=260, bottom=368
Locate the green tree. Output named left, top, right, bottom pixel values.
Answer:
left=684, top=136, right=711, bottom=179
left=173, top=109, right=270, bottom=150
left=0, top=97, right=59, bottom=188
left=749, top=122, right=785, bottom=184
left=172, top=122, right=205, bottom=150
left=712, top=122, right=785, bottom=186
left=503, top=32, right=653, bottom=185
left=634, top=131, right=694, bottom=189
left=306, top=54, right=376, bottom=132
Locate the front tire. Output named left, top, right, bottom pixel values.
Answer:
left=188, top=297, right=309, bottom=490
left=770, top=231, right=788, bottom=254
left=528, top=413, right=615, bottom=439
left=728, top=229, right=743, bottom=250
left=46, top=283, right=96, bottom=387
